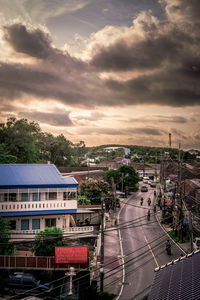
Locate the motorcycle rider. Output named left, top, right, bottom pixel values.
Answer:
left=140, top=197, right=143, bottom=205
left=147, top=209, right=150, bottom=221
left=147, top=198, right=151, bottom=206
left=166, top=239, right=171, bottom=255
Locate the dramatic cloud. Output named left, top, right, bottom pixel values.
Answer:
left=0, top=0, right=199, bottom=148
left=77, top=126, right=166, bottom=136
left=3, top=24, right=52, bottom=59
left=18, top=111, right=73, bottom=127
left=128, top=115, right=187, bottom=124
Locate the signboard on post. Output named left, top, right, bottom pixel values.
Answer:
left=55, top=246, right=88, bottom=264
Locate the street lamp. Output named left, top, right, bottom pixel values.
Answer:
left=65, top=267, right=76, bottom=295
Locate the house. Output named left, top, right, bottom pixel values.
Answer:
left=104, top=146, right=130, bottom=156
left=149, top=251, right=200, bottom=300
left=0, top=164, right=94, bottom=241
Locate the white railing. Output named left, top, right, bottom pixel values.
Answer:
left=10, top=226, right=94, bottom=241
left=1, top=200, right=77, bottom=212
left=63, top=226, right=94, bottom=233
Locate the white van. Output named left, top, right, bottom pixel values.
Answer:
left=143, top=176, right=149, bottom=184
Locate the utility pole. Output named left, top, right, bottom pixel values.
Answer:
left=121, top=173, right=124, bottom=193
left=177, top=143, right=183, bottom=242
left=189, top=211, right=194, bottom=252
left=111, top=177, right=117, bottom=215
left=100, top=195, right=104, bottom=292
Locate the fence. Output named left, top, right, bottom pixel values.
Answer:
left=0, top=256, right=88, bottom=270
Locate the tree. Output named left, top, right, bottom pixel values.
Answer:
left=80, top=179, right=109, bottom=204
left=32, top=227, right=67, bottom=256
left=0, top=117, right=41, bottom=163
left=0, top=217, right=15, bottom=255
left=0, top=143, right=17, bottom=163
left=105, top=165, right=139, bottom=192
left=78, top=195, right=91, bottom=206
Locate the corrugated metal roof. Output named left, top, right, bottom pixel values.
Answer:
left=0, top=209, right=77, bottom=217
left=0, top=164, right=78, bottom=188
left=148, top=251, right=200, bottom=300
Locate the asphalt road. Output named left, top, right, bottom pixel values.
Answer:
left=119, top=183, right=184, bottom=300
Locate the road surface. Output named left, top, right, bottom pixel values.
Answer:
left=119, top=183, right=184, bottom=300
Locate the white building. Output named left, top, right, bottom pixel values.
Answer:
left=0, top=164, right=93, bottom=240
left=104, top=146, right=130, bottom=156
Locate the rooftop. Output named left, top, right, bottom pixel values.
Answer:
left=0, top=164, right=78, bottom=188
left=149, top=251, right=200, bottom=300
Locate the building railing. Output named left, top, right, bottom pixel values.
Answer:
left=1, top=200, right=77, bottom=212
left=10, top=226, right=95, bottom=241
left=11, top=226, right=94, bottom=235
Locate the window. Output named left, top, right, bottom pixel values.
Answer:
left=3, top=194, right=8, bottom=202
left=32, top=193, right=40, bottom=201
left=21, top=219, right=29, bottom=230
left=45, top=218, right=56, bottom=227
left=45, top=192, right=57, bottom=200
left=21, top=193, right=29, bottom=202
left=9, top=220, right=16, bottom=230
left=32, top=219, right=40, bottom=230
left=9, top=193, right=17, bottom=202
left=63, top=191, right=76, bottom=200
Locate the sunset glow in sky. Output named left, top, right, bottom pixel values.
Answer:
left=0, top=0, right=200, bottom=149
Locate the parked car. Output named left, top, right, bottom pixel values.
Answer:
left=7, top=272, right=51, bottom=295
left=193, top=237, right=200, bottom=251
left=141, top=186, right=148, bottom=192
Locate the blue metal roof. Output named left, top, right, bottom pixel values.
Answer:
left=0, top=209, right=77, bottom=217
left=0, top=164, right=78, bottom=189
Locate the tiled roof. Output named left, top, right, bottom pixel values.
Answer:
left=148, top=251, right=200, bottom=300
left=0, top=164, right=78, bottom=188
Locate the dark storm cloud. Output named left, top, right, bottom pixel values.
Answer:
left=0, top=61, right=89, bottom=105
left=0, top=0, right=200, bottom=110
left=18, top=111, right=73, bottom=127
left=4, top=24, right=52, bottom=59
left=90, top=33, right=182, bottom=71
left=105, top=64, right=200, bottom=107
left=128, top=115, right=187, bottom=124
left=78, top=126, right=165, bottom=136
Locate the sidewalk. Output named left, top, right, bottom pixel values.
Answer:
left=103, top=215, right=123, bottom=297
left=156, top=207, right=191, bottom=254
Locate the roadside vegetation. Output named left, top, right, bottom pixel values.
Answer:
left=32, top=227, right=67, bottom=256
left=0, top=217, right=15, bottom=255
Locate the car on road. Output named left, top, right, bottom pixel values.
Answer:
left=7, top=272, right=51, bottom=295
left=150, top=182, right=156, bottom=188
left=141, top=185, right=148, bottom=192
left=143, top=177, right=149, bottom=184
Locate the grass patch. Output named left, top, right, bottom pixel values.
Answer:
left=168, top=231, right=189, bottom=243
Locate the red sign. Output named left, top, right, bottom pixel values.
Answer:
left=55, top=247, right=88, bottom=264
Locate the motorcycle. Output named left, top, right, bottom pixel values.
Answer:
left=147, top=210, right=150, bottom=221
left=147, top=198, right=151, bottom=206
left=140, top=198, right=143, bottom=206
left=166, top=240, right=171, bottom=255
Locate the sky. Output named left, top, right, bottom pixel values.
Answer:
left=0, top=0, right=200, bottom=149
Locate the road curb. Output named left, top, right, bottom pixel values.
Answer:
left=155, top=210, right=187, bottom=255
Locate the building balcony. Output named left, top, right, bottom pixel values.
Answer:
left=0, top=199, right=77, bottom=215
left=10, top=226, right=95, bottom=241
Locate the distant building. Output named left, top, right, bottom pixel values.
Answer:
left=188, top=149, right=199, bottom=156
left=104, top=146, right=130, bottom=156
